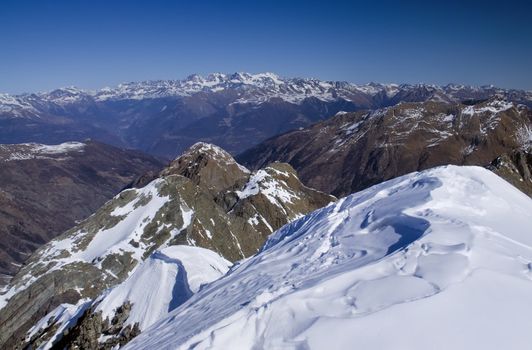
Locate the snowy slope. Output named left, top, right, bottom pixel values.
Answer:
left=126, top=166, right=532, bottom=350
left=95, top=246, right=230, bottom=332
left=27, top=246, right=230, bottom=349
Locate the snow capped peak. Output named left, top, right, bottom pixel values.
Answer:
left=126, top=166, right=532, bottom=349
left=43, top=87, right=86, bottom=104
left=49, top=86, right=83, bottom=94
left=2, top=74, right=530, bottom=113
left=229, top=72, right=253, bottom=81
left=185, top=73, right=203, bottom=82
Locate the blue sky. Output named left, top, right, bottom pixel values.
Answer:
left=1, top=0, right=531, bottom=93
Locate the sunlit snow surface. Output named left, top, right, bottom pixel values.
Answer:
left=126, top=166, right=532, bottom=350
left=95, top=246, right=231, bottom=332
left=26, top=246, right=230, bottom=350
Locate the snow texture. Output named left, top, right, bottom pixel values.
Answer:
left=95, top=246, right=230, bottom=332
left=125, top=166, right=532, bottom=350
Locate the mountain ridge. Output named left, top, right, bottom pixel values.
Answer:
left=1, top=72, right=531, bottom=158
left=0, top=142, right=334, bottom=349
left=2, top=72, right=531, bottom=109
left=238, top=97, right=532, bottom=197
left=125, top=165, right=532, bottom=349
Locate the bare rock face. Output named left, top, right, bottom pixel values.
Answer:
left=238, top=99, right=532, bottom=197
left=161, top=142, right=250, bottom=194
left=0, top=140, right=164, bottom=287
left=488, top=149, right=532, bottom=196
left=0, top=142, right=334, bottom=349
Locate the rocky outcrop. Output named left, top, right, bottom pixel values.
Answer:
left=24, top=301, right=140, bottom=350
left=238, top=99, right=532, bottom=197
left=0, top=140, right=164, bottom=287
left=487, top=149, right=532, bottom=196
left=161, top=142, right=250, bottom=194
left=0, top=143, right=334, bottom=349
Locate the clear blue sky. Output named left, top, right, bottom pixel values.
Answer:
left=1, top=0, right=531, bottom=94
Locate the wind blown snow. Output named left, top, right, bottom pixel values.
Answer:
left=125, top=166, right=532, bottom=350
left=95, top=246, right=230, bottom=332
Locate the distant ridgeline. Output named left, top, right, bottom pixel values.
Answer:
left=1, top=73, right=530, bottom=158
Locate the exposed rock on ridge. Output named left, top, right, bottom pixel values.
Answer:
left=0, top=142, right=334, bottom=349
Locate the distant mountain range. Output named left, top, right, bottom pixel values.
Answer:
left=1, top=73, right=531, bottom=157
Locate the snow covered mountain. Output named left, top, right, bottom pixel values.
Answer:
left=3, top=73, right=531, bottom=107
left=27, top=246, right=231, bottom=350
left=124, top=165, right=532, bottom=350
left=1, top=73, right=531, bottom=157
left=0, top=142, right=333, bottom=349
left=239, top=97, right=532, bottom=196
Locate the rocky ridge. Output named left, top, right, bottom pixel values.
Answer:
left=0, top=142, right=334, bottom=349
left=238, top=98, right=532, bottom=197
left=487, top=149, right=532, bottom=196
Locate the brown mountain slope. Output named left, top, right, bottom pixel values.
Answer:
left=238, top=98, right=532, bottom=197
left=0, top=141, right=165, bottom=286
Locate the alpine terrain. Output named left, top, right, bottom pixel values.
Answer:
left=1, top=73, right=531, bottom=157
left=3, top=0, right=531, bottom=348
left=0, top=140, right=164, bottom=287
left=0, top=142, right=334, bottom=349
left=124, top=166, right=532, bottom=349
left=239, top=98, right=532, bottom=197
